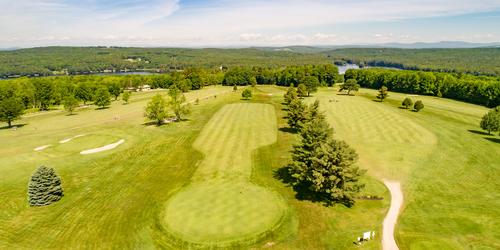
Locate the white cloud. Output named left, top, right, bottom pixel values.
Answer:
left=0, top=0, right=499, bottom=47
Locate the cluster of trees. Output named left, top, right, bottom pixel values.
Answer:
left=144, top=87, right=190, bottom=125
left=480, top=106, right=500, bottom=135
left=222, top=64, right=339, bottom=88
left=28, top=166, right=64, bottom=207
left=401, top=97, right=425, bottom=112
left=328, top=48, right=500, bottom=76
left=345, top=68, right=500, bottom=107
left=283, top=86, right=365, bottom=206
left=0, top=47, right=329, bottom=78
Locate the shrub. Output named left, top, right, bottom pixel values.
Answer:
left=242, top=89, right=252, bottom=99
left=402, top=97, right=413, bottom=109
left=414, top=100, right=424, bottom=112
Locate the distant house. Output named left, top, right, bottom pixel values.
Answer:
left=141, top=85, right=151, bottom=91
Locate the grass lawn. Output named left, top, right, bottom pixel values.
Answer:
left=162, top=103, right=288, bottom=247
left=0, top=84, right=497, bottom=249
left=309, top=87, right=500, bottom=249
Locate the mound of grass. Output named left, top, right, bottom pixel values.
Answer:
left=162, top=103, right=288, bottom=247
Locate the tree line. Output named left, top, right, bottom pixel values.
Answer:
left=344, top=68, right=500, bottom=107
left=327, top=48, right=500, bottom=76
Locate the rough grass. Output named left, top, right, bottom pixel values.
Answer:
left=163, top=103, right=288, bottom=247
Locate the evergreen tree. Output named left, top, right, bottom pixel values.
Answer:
left=297, top=84, right=307, bottom=97
left=168, top=87, right=190, bottom=121
left=0, top=97, right=24, bottom=127
left=28, top=166, right=64, bottom=207
left=480, top=109, right=500, bottom=134
left=63, top=95, right=79, bottom=114
left=94, top=86, right=111, bottom=108
left=145, top=94, right=168, bottom=125
left=233, top=84, right=238, bottom=91
left=287, top=98, right=308, bottom=130
left=402, top=97, right=413, bottom=109
left=414, top=100, right=424, bottom=112
left=377, top=86, right=389, bottom=102
left=284, top=84, right=298, bottom=105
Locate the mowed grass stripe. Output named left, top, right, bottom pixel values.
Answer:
left=192, top=103, right=278, bottom=182
left=163, top=103, right=286, bottom=246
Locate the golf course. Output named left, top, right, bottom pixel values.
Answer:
left=0, top=84, right=498, bottom=249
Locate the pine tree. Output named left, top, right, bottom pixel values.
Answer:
left=377, top=86, right=389, bottom=102
left=284, top=84, right=298, bottom=105
left=28, top=166, right=64, bottom=207
left=287, top=98, right=308, bottom=130
left=297, top=84, right=307, bottom=97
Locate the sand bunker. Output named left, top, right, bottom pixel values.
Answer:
left=59, top=134, right=85, bottom=144
left=80, top=139, right=125, bottom=155
left=34, top=145, right=52, bottom=151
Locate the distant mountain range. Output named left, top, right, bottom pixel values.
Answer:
left=253, top=41, right=500, bottom=53
left=1, top=41, right=499, bottom=52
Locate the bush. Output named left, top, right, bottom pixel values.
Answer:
left=480, top=108, right=500, bottom=134
left=414, top=100, right=424, bottom=112
left=402, top=97, right=413, bottom=109
left=28, top=166, right=64, bottom=206
left=242, top=89, right=252, bottom=99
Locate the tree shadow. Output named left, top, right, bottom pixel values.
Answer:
left=468, top=129, right=490, bottom=136
left=273, top=166, right=353, bottom=207
left=336, top=93, right=354, bottom=96
left=142, top=121, right=164, bottom=127
left=484, top=137, right=500, bottom=144
left=278, top=127, right=297, bottom=134
left=96, top=107, right=110, bottom=110
left=0, top=123, right=27, bottom=130
left=398, top=107, right=409, bottom=110
left=65, top=113, right=78, bottom=116
left=372, top=99, right=383, bottom=102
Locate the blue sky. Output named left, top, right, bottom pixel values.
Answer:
left=1, top=0, right=500, bottom=47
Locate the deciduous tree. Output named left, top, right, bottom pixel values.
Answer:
left=480, top=108, right=500, bottom=134
left=168, top=87, right=190, bottom=121
left=242, top=89, right=252, bottom=99
left=145, top=94, right=168, bottom=125
left=377, top=86, right=389, bottom=102
left=63, top=95, right=79, bottom=114
left=339, top=79, right=360, bottom=95
left=414, top=100, right=424, bottom=112
left=0, top=97, right=24, bottom=127
left=402, top=97, right=413, bottom=109
left=94, top=86, right=111, bottom=109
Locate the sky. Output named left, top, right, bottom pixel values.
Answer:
left=1, top=0, right=500, bottom=48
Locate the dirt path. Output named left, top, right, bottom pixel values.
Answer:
left=383, top=180, right=403, bottom=250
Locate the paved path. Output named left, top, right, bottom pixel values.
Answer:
left=382, top=181, right=403, bottom=250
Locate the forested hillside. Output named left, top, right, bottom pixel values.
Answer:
left=327, top=48, right=500, bottom=76
left=0, top=47, right=329, bottom=78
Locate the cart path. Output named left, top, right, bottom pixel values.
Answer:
left=383, top=180, right=403, bottom=250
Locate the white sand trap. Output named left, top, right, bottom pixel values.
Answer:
left=59, top=134, right=85, bottom=144
left=34, top=145, right=52, bottom=151
left=80, top=139, right=125, bottom=155
left=382, top=180, right=403, bottom=250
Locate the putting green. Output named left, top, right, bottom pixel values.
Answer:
left=163, top=103, right=287, bottom=246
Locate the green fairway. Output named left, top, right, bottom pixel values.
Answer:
left=163, top=103, right=287, bottom=247
left=308, top=88, right=500, bottom=249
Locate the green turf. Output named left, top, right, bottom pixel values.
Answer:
left=163, top=103, right=287, bottom=247
left=307, top=87, right=500, bottom=249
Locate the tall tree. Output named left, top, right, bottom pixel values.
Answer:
left=107, top=82, right=122, bottom=100
left=0, top=97, right=24, bottom=127
left=302, top=76, right=319, bottom=96
left=377, top=86, right=389, bottom=102
left=94, top=86, right=111, bottom=109
left=287, top=98, right=308, bottom=130
left=28, top=166, right=64, bottom=207
left=145, top=94, right=168, bottom=125
left=339, top=79, right=360, bottom=95
left=297, top=84, right=307, bottom=98
left=168, top=87, right=190, bottom=121
left=63, top=95, right=79, bottom=114
left=75, top=82, right=94, bottom=105
left=284, top=84, right=298, bottom=105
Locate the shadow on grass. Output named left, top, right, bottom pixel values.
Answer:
left=398, top=107, right=410, bottom=110
left=273, top=166, right=353, bottom=207
left=0, top=123, right=27, bottom=130
left=279, top=127, right=297, bottom=134
left=484, top=137, right=500, bottom=144
left=468, top=129, right=490, bottom=136
left=371, top=99, right=383, bottom=102
left=65, top=113, right=78, bottom=116
left=96, top=107, right=110, bottom=110
left=336, top=93, right=355, bottom=96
